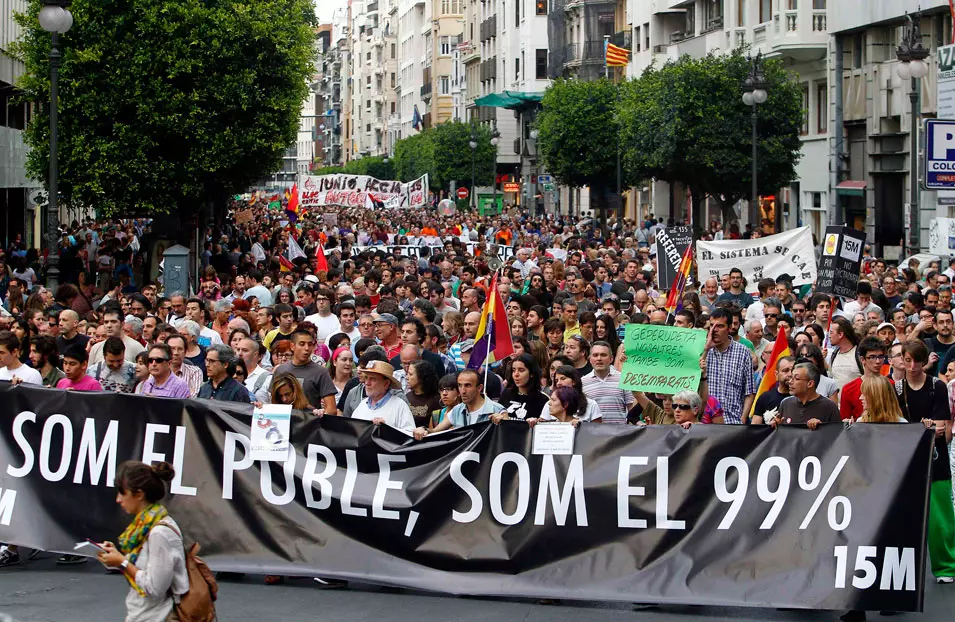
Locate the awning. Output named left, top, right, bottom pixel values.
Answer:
left=836, top=180, right=867, bottom=197
left=474, top=91, right=544, bottom=110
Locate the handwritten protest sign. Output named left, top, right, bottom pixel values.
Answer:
left=618, top=324, right=707, bottom=394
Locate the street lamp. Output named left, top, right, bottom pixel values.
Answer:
left=897, top=11, right=929, bottom=256
left=490, top=120, right=500, bottom=213
left=39, top=0, right=72, bottom=290
left=742, top=52, right=768, bottom=233
left=469, top=126, right=478, bottom=210
left=529, top=129, right=539, bottom=216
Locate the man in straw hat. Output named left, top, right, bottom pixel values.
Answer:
left=351, top=360, right=416, bottom=434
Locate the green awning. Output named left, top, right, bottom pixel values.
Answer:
left=474, top=91, right=544, bottom=109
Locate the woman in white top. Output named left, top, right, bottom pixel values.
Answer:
left=536, top=365, right=601, bottom=422
left=97, top=461, right=188, bottom=622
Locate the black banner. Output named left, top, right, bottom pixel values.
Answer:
left=655, top=226, right=693, bottom=287
left=816, top=226, right=867, bottom=298
left=0, top=383, right=933, bottom=611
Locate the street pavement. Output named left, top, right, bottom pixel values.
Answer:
left=2, top=554, right=954, bottom=622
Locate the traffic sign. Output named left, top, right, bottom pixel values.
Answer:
left=457, top=187, right=469, bottom=199
left=925, top=119, right=955, bottom=189
left=537, top=174, right=552, bottom=183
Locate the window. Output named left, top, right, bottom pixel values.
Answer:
left=440, top=36, right=451, bottom=56
left=515, top=57, right=520, bottom=81
left=704, top=0, right=723, bottom=29
left=635, top=25, right=641, bottom=51
left=391, top=43, right=396, bottom=59
left=515, top=0, right=520, bottom=25
left=441, top=0, right=463, bottom=14
left=737, top=0, right=744, bottom=26
left=440, top=76, right=450, bottom=94
left=367, top=123, right=371, bottom=132
left=535, top=0, right=546, bottom=15
left=852, top=32, right=864, bottom=69
left=367, top=51, right=372, bottom=61
left=391, top=72, right=396, bottom=88
left=535, top=49, right=547, bottom=79
left=816, top=82, right=827, bottom=133
left=812, top=192, right=822, bottom=208
left=759, top=0, right=771, bottom=23
left=786, top=0, right=797, bottom=9
left=391, top=102, right=396, bottom=114
left=812, top=0, right=826, bottom=8
left=645, top=22, right=650, bottom=49
left=801, top=85, right=809, bottom=135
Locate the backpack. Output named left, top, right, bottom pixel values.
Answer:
left=828, top=346, right=863, bottom=375
left=158, top=519, right=218, bottom=622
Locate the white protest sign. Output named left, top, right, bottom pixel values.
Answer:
left=250, top=404, right=293, bottom=462
left=531, top=423, right=576, bottom=455
left=695, top=226, right=817, bottom=293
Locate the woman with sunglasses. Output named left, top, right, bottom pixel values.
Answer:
left=794, top=343, right=840, bottom=402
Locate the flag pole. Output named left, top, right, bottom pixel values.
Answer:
left=483, top=271, right=499, bottom=400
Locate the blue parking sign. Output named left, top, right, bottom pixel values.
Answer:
left=925, top=119, right=955, bottom=189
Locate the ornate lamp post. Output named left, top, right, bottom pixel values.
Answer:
left=897, top=11, right=929, bottom=255
left=742, top=52, right=768, bottom=232
left=38, top=0, right=73, bottom=290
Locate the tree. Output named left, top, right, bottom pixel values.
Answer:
left=342, top=156, right=395, bottom=180
left=13, top=0, right=315, bottom=220
left=620, top=51, right=803, bottom=228
left=537, top=78, right=631, bottom=227
left=427, top=120, right=495, bottom=192
left=393, top=132, right=434, bottom=183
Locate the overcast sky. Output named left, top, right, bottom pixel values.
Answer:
left=317, top=0, right=345, bottom=24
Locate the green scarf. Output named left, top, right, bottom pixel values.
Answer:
left=117, top=503, right=168, bottom=596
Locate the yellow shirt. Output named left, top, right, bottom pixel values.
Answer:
left=563, top=323, right=581, bottom=342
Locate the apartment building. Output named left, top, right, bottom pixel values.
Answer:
left=829, top=0, right=952, bottom=256
left=623, top=0, right=828, bottom=237
left=317, top=20, right=347, bottom=168
left=0, top=0, right=42, bottom=248
left=350, top=0, right=400, bottom=158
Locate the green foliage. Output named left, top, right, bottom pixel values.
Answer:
left=392, top=120, right=495, bottom=189
left=341, top=156, right=395, bottom=180
left=313, top=165, right=345, bottom=176
left=537, top=78, right=625, bottom=190
left=393, top=132, right=434, bottom=183
left=13, top=0, right=315, bottom=218
left=620, top=51, right=803, bottom=219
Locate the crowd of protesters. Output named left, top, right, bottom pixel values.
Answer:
left=1, top=198, right=955, bottom=614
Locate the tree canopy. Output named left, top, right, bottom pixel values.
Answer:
left=620, top=51, right=803, bottom=223
left=392, top=120, right=495, bottom=191
left=14, top=0, right=316, bottom=218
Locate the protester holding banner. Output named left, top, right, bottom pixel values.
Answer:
left=705, top=309, right=756, bottom=424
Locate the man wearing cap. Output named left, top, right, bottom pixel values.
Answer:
left=351, top=360, right=415, bottom=434
left=374, top=313, right=403, bottom=359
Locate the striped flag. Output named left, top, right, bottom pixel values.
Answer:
left=664, top=243, right=693, bottom=315
left=749, top=325, right=791, bottom=419
left=285, top=183, right=300, bottom=223
left=605, top=42, right=631, bottom=67
left=467, top=274, right=514, bottom=370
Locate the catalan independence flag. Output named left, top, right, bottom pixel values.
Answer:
left=749, top=325, right=791, bottom=419
left=467, top=274, right=514, bottom=370
left=605, top=42, right=630, bottom=67
left=664, top=243, right=693, bottom=315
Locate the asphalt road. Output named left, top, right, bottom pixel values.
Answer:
left=2, top=554, right=955, bottom=622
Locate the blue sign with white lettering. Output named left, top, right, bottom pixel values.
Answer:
left=925, top=119, right=955, bottom=189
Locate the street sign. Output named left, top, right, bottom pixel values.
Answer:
left=537, top=174, right=552, bottom=183
left=924, top=119, right=955, bottom=189
left=503, top=182, right=521, bottom=193
left=457, top=187, right=469, bottom=199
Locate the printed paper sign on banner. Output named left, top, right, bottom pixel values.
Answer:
left=619, top=324, right=707, bottom=394
left=250, top=404, right=292, bottom=461
left=299, top=174, right=429, bottom=209
left=655, top=226, right=693, bottom=288
left=695, top=226, right=817, bottom=293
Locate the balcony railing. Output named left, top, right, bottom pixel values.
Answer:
left=480, top=15, right=497, bottom=41
left=702, top=15, right=723, bottom=34
left=420, top=82, right=432, bottom=98
left=812, top=10, right=826, bottom=32
left=563, top=40, right=606, bottom=64
left=611, top=31, right=632, bottom=49
left=367, top=1, right=378, bottom=13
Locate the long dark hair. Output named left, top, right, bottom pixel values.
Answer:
left=554, top=364, right=590, bottom=414
left=508, top=353, right=542, bottom=394
left=408, top=360, right=439, bottom=397
left=796, top=343, right=830, bottom=377
left=595, top=314, right=620, bottom=356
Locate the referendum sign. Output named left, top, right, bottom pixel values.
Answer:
left=0, top=384, right=933, bottom=611
left=300, top=173, right=429, bottom=209
left=655, top=226, right=693, bottom=288
left=696, top=226, right=817, bottom=293
left=619, top=324, right=707, bottom=394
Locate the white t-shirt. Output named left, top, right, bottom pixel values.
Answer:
left=304, top=313, right=341, bottom=345
left=830, top=346, right=862, bottom=389
left=351, top=393, right=415, bottom=434
left=329, top=327, right=361, bottom=345
left=0, top=364, right=43, bottom=385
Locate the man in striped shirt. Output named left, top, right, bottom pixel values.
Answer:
left=705, top=308, right=757, bottom=424
left=582, top=341, right=634, bottom=423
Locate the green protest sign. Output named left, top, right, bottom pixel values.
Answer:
left=618, top=324, right=707, bottom=394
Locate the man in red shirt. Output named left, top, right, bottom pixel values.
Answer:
left=840, top=337, right=888, bottom=421
left=57, top=344, right=104, bottom=391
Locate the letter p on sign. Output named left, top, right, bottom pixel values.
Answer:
left=933, top=124, right=955, bottom=159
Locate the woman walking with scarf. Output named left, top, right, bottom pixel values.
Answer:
left=97, top=461, right=188, bottom=621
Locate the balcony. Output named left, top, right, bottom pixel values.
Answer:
left=480, top=57, right=498, bottom=81
left=420, top=82, right=432, bottom=99
left=460, top=40, right=480, bottom=64
left=767, top=6, right=828, bottom=61
left=563, top=41, right=609, bottom=68
left=480, top=15, right=497, bottom=42
left=564, top=0, right=615, bottom=11
left=367, top=0, right=378, bottom=13
left=702, top=15, right=723, bottom=34
left=610, top=31, right=631, bottom=49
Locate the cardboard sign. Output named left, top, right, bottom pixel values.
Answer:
left=618, top=324, right=708, bottom=394
left=816, top=225, right=867, bottom=298
left=655, top=226, right=693, bottom=287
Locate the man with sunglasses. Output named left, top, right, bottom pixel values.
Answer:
left=839, top=337, right=888, bottom=421
left=139, top=344, right=192, bottom=398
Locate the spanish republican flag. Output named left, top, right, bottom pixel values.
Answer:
left=466, top=274, right=514, bottom=370
left=664, top=243, right=693, bottom=315
left=606, top=42, right=631, bottom=67
left=285, top=183, right=300, bottom=222
left=749, top=325, right=791, bottom=418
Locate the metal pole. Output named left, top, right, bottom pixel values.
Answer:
left=910, top=77, right=920, bottom=253
left=470, top=145, right=476, bottom=211
left=46, top=32, right=61, bottom=290
left=615, top=81, right=622, bottom=231
left=750, top=106, right=758, bottom=232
